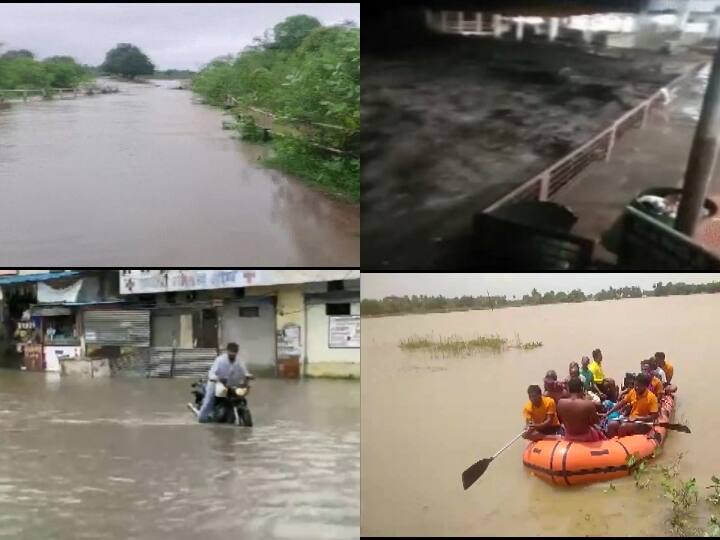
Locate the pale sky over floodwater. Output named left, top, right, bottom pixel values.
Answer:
left=361, top=273, right=720, bottom=299
left=0, top=3, right=359, bottom=70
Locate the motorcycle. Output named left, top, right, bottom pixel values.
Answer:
left=187, top=375, right=254, bottom=426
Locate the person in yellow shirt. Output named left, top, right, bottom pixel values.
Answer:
left=587, top=349, right=605, bottom=384
left=522, top=384, right=562, bottom=441
left=654, top=352, right=677, bottom=394
left=587, top=348, right=619, bottom=401
left=604, top=373, right=659, bottom=438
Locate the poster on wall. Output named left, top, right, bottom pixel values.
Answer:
left=277, top=324, right=302, bottom=358
left=328, top=316, right=360, bottom=348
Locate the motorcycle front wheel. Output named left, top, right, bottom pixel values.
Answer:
left=239, top=407, right=253, bottom=427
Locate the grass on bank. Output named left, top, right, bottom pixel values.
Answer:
left=398, top=333, right=543, bottom=356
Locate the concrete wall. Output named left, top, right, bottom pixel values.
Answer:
left=221, top=298, right=276, bottom=373
left=306, top=302, right=360, bottom=379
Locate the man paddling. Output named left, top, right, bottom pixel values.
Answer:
left=522, top=385, right=562, bottom=441
left=605, top=373, right=660, bottom=438
left=557, top=377, right=606, bottom=442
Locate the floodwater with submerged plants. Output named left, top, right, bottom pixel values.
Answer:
left=362, top=294, right=720, bottom=536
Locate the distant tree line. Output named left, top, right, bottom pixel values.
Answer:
left=361, top=281, right=720, bottom=316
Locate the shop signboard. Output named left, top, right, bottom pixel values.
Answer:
left=119, top=270, right=360, bottom=295
left=120, top=270, right=263, bottom=295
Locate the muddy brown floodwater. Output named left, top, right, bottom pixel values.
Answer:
left=362, top=294, right=720, bottom=537
left=0, top=79, right=358, bottom=266
left=0, top=372, right=359, bottom=540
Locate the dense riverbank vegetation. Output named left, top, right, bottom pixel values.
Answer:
left=361, top=281, right=720, bottom=317
left=192, top=15, right=360, bottom=201
left=0, top=48, right=91, bottom=90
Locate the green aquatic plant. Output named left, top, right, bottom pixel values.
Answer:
left=706, top=515, right=720, bottom=537
left=399, top=334, right=508, bottom=355
left=398, top=333, right=543, bottom=356
left=627, top=451, right=720, bottom=536
left=662, top=476, right=698, bottom=535
left=707, top=476, right=720, bottom=506
left=626, top=454, right=653, bottom=489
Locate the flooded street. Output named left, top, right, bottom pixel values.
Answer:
left=0, top=372, right=359, bottom=540
left=0, top=80, right=358, bottom=266
left=362, top=294, right=720, bottom=536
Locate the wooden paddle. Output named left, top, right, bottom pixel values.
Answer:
left=462, top=431, right=525, bottom=490
left=630, top=420, right=691, bottom=433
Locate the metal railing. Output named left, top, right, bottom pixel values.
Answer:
left=484, top=62, right=709, bottom=213
left=0, top=87, right=82, bottom=101
left=224, top=94, right=358, bottom=156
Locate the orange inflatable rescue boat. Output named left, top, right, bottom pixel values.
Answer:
left=523, top=393, right=675, bottom=486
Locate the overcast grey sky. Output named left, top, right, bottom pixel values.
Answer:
left=362, top=273, right=720, bottom=299
left=0, top=3, right=359, bottom=70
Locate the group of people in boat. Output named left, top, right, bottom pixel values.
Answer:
left=522, top=349, right=676, bottom=442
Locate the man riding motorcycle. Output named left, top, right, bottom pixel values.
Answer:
left=197, top=342, right=252, bottom=423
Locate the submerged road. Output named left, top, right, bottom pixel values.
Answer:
left=0, top=80, right=359, bottom=265
left=0, top=372, right=359, bottom=540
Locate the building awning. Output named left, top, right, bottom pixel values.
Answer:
left=30, top=306, right=73, bottom=317
left=0, top=271, right=82, bottom=286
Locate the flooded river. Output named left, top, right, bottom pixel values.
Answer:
left=0, top=372, right=359, bottom=540
left=362, top=294, right=720, bottom=537
left=0, top=80, right=358, bottom=266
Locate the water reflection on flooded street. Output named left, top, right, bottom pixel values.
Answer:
left=0, top=372, right=359, bottom=540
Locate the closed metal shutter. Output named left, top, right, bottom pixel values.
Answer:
left=84, top=310, right=151, bottom=346
left=147, top=348, right=217, bottom=378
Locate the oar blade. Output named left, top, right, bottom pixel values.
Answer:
left=655, top=421, right=691, bottom=433
left=668, top=423, right=691, bottom=433
left=462, top=458, right=492, bottom=490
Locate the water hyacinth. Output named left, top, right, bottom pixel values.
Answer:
left=398, top=333, right=542, bottom=356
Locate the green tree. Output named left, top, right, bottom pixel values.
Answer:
left=42, top=56, right=88, bottom=87
left=270, top=15, right=322, bottom=50
left=101, top=43, right=154, bottom=79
